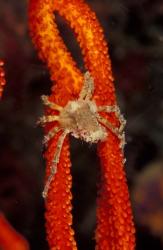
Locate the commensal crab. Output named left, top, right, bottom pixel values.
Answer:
left=38, top=71, right=126, bottom=198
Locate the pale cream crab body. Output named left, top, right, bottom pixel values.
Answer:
left=59, top=99, right=107, bottom=143
left=38, top=71, right=126, bottom=198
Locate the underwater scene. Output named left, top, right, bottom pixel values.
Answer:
left=0, top=0, right=163, bottom=249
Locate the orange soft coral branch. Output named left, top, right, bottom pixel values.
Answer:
left=48, top=2, right=136, bottom=248
left=0, top=59, right=6, bottom=99
left=29, top=1, right=81, bottom=248
left=29, top=0, right=135, bottom=249
left=0, top=213, right=29, bottom=250
left=53, top=0, right=115, bottom=106
left=29, top=0, right=83, bottom=105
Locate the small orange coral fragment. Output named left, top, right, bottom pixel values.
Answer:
left=0, top=213, right=29, bottom=250
left=29, top=0, right=136, bottom=249
left=0, top=59, right=6, bottom=99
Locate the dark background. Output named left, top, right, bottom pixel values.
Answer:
left=0, top=0, right=163, bottom=249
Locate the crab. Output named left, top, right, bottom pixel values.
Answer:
left=38, top=71, right=126, bottom=198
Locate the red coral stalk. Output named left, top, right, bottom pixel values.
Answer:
left=0, top=213, right=29, bottom=250
left=29, top=0, right=136, bottom=249
left=0, top=59, right=6, bottom=99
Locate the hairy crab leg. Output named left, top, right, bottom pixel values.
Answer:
left=98, top=116, right=121, bottom=140
left=98, top=105, right=126, bottom=133
left=43, top=127, right=61, bottom=146
left=42, top=130, right=68, bottom=198
left=98, top=115, right=126, bottom=151
left=41, top=95, right=63, bottom=111
left=98, top=105, right=120, bottom=113
left=79, top=71, right=94, bottom=100
left=37, top=115, right=59, bottom=126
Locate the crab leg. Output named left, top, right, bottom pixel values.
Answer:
left=98, top=105, right=119, bottom=113
left=43, top=127, right=61, bottom=146
left=98, top=116, right=120, bottom=137
left=79, top=71, right=94, bottom=100
left=41, top=95, right=63, bottom=111
left=98, top=115, right=126, bottom=150
left=37, top=115, right=59, bottom=126
left=42, top=130, right=68, bottom=198
left=98, top=105, right=126, bottom=133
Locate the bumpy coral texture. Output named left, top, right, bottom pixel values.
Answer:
left=0, top=59, right=6, bottom=99
left=29, top=0, right=135, bottom=249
